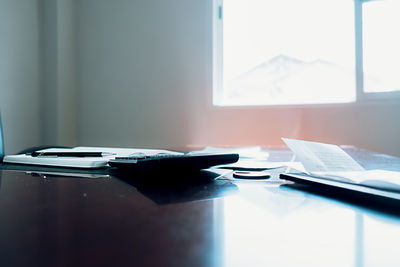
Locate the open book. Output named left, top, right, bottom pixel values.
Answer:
left=282, top=138, right=400, bottom=193
left=312, top=170, right=400, bottom=193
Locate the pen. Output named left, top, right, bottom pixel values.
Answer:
left=28, top=152, right=116, bottom=157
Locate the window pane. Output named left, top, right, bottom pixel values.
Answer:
left=363, top=0, right=400, bottom=93
left=222, top=0, right=355, bottom=105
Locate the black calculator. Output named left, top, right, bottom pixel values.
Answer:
left=108, top=153, right=239, bottom=172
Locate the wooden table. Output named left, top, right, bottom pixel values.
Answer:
left=1, top=147, right=400, bottom=266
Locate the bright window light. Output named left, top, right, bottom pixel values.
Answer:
left=218, top=0, right=356, bottom=106
left=362, top=0, right=400, bottom=93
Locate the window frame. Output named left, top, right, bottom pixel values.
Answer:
left=213, top=0, right=400, bottom=107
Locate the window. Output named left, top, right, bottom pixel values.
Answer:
left=213, top=0, right=400, bottom=106
left=362, top=0, right=400, bottom=94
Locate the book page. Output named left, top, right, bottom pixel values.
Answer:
left=282, top=138, right=364, bottom=173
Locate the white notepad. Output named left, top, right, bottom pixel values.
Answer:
left=3, top=146, right=183, bottom=169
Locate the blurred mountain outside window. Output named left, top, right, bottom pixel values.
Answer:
left=213, top=0, right=400, bottom=106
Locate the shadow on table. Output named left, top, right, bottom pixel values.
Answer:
left=111, top=168, right=238, bottom=205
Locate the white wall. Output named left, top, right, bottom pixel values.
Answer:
left=0, top=0, right=43, bottom=154
left=42, top=0, right=77, bottom=147
left=75, top=0, right=400, bottom=156
left=76, top=0, right=203, bottom=149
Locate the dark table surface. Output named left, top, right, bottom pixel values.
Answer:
left=1, top=147, right=400, bottom=267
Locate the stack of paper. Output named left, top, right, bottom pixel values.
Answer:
left=3, top=146, right=182, bottom=169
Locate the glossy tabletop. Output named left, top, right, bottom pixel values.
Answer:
left=0, top=148, right=400, bottom=267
